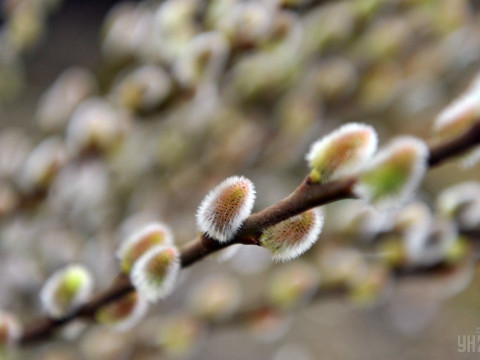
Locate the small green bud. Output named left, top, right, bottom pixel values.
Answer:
left=40, top=264, right=93, bottom=318
left=355, top=136, right=428, bottom=211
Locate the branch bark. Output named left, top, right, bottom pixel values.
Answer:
left=428, top=122, right=480, bottom=167
left=18, top=121, right=480, bottom=345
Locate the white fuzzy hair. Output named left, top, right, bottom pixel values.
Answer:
left=130, top=245, right=180, bottom=302
left=116, top=222, right=174, bottom=262
left=355, top=136, right=428, bottom=212
left=305, top=123, right=378, bottom=182
left=196, top=176, right=256, bottom=243
left=40, top=264, right=94, bottom=319
left=261, top=207, right=324, bottom=262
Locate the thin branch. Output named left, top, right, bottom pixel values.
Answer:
left=18, top=121, right=480, bottom=345
left=20, top=275, right=134, bottom=344
left=181, top=177, right=358, bottom=267
left=428, top=122, right=480, bottom=167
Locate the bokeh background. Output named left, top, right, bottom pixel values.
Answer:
left=1, top=0, right=480, bottom=359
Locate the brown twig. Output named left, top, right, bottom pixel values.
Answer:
left=18, top=121, right=480, bottom=345
left=181, top=177, right=358, bottom=267
left=428, top=122, right=480, bottom=167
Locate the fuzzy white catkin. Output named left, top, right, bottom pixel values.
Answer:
left=355, top=136, right=428, bottom=211
left=40, top=264, right=94, bottom=319
left=196, top=176, right=256, bottom=242
left=260, top=208, right=324, bottom=262
left=130, top=245, right=180, bottom=302
left=305, top=123, right=378, bottom=183
left=116, top=222, right=174, bottom=272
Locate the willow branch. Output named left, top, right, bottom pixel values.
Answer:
left=428, top=122, right=480, bottom=166
left=182, top=122, right=480, bottom=266
left=18, top=121, right=480, bottom=345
